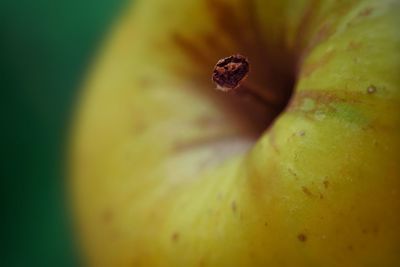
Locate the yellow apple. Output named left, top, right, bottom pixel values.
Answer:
left=70, top=0, right=400, bottom=266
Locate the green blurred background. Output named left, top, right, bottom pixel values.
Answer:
left=1, top=0, right=127, bottom=266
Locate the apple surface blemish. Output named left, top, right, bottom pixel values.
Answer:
left=333, top=103, right=367, bottom=125
left=231, top=201, right=237, bottom=213
left=171, top=232, right=180, bottom=242
left=314, top=110, right=326, bottom=121
left=287, top=168, right=297, bottom=177
left=298, top=233, right=307, bottom=242
left=359, top=7, right=374, bottom=17
left=302, top=186, right=313, bottom=197
left=367, top=85, right=377, bottom=94
left=101, top=209, right=114, bottom=224
left=300, top=98, right=316, bottom=112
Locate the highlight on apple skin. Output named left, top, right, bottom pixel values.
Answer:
left=70, top=0, right=400, bottom=266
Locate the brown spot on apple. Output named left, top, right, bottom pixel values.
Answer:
left=171, top=232, right=180, bottom=242
left=231, top=201, right=237, bottom=212
left=347, top=41, right=363, bottom=50
left=359, top=7, right=374, bottom=17
left=137, top=77, right=153, bottom=88
left=102, top=209, right=114, bottom=224
left=361, top=225, right=380, bottom=235
left=323, top=180, right=329, bottom=188
left=298, top=233, right=307, bottom=242
left=302, top=186, right=313, bottom=197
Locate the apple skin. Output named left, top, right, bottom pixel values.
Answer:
left=70, top=0, right=400, bottom=266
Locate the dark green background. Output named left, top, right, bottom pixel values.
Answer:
left=1, top=0, right=126, bottom=266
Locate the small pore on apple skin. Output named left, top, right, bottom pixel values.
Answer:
left=367, top=85, right=377, bottom=94
left=298, top=130, right=305, bottom=137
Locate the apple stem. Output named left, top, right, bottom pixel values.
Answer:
left=212, top=54, right=280, bottom=110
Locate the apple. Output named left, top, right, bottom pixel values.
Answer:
left=70, top=0, right=400, bottom=266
